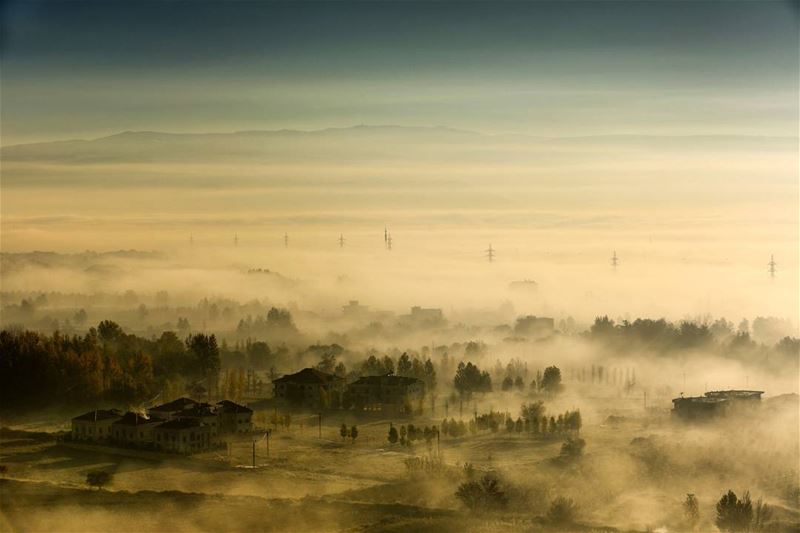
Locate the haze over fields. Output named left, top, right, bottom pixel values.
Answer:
left=1, top=1, right=798, bottom=533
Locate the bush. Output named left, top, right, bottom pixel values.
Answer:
left=86, top=470, right=113, bottom=490
left=455, top=473, right=508, bottom=512
left=560, top=437, right=585, bottom=458
left=716, top=490, right=753, bottom=533
left=547, top=496, right=578, bottom=526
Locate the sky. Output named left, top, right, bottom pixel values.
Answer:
left=1, top=0, right=798, bottom=144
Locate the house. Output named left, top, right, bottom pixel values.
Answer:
left=71, top=409, right=122, bottom=442
left=216, top=400, right=253, bottom=434
left=513, top=315, right=554, bottom=338
left=402, top=306, right=444, bottom=327
left=147, top=397, right=197, bottom=420
left=342, top=300, right=369, bottom=319
left=175, top=402, right=219, bottom=435
left=153, top=418, right=213, bottom=454
left=272, top=368, right=346, bottom=410
left=347, top=374, right=425, bottom=414
left=111, top=412, right=164, bottom=446
left=672, top=390, right=763, bottom=420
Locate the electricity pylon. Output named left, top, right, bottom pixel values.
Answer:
left=611, top=250, right=619, bottom=269
left=387, top=233, right=393, bottom=251
left=768, top=254, right=777, bottom=278
left=234, top=233, right=238, bottom=247
left=284, top=233, right=288, bottom=248
left=485, top=244, right=495, bottom=262
left=339, top=234, right=345, bottom=248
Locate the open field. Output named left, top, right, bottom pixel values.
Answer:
left=2, top=394, right=798, bottom=533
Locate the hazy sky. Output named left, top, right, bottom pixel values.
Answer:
left=2, top=0, right=798, bottom=144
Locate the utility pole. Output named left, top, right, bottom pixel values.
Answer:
left=266, top=429, right=271, bottom=459
left=611, top=250, right=619, bottom=269
left=485, top=244, right=495, bottom=262
left=318, top=412, right=322, bottom=439
left=768, top=255, right=776, bottom=278
left=339, top=234, right=345, bottom=248
left=252, top=439, right=255, bottom=469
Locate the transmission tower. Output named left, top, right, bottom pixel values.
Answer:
left=384, top=226, right=388, bottom=244
left=387, top=233, right=393, bottom=251
left=485, top=244, right=495, bottom=262
left=339, top=234, right=345, bottom=248
left=611, top=250, right=619, bottom=269
left=234, top=233, right=238, bottom=247
left=768, top=254, right=776, bottom=278
left=284, top=233, right=288, bottom=248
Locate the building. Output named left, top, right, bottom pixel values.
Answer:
left=513, top=315, right=555, bottom=338
left=153, top=418, right=213, bottom=454
left=111, top=412, right=164, bottom=446
left=216, top=400, right=253, bottom=434
left=71, top=409, right=122, bottom=442
left=342, top=300, right=370, bottom=319
left=399, top=306, right=445, bottom=328
left=347, top=374, right=425, bottom=414
left=147, top=397, right=198, bottom=420
left=175, top=402, right=219, bottom=436
left=272, top=368, right=346, bottom=410
left=672, top=390, right=763, bottom=420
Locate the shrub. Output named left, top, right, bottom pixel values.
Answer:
left=547, top=496, right=578, bottom=526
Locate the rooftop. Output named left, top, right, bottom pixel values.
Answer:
left=216, top=399, right=253, bottom=414
left=272, top=367, right=343, bottom=385
left=72, top=409, right=122, bottom=422
left=149, top=397, right=196, bottom=413
left=113, top=412, right=164, bottom=426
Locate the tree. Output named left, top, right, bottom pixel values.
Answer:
left=541, top=366, right=563, bottom=394
left=340, top=423, right=348, bottom=440
left=521, top=401, right=545, bottom=424
left=350, top=425, right=358, bottom=443
left=501, top=376, right=513, bottom=391
left=547, top=496, right=578, bottom=526
left=753, top=498, right=773, bottom=532
left=514, top=375, right=524, bottom=390
left=186, top=334, right=220, bottom=379
left=716, top=490, right=753, bottom=533
left=397, top=353, right=412, bottom=376
left=388, top=424, right=398, bottom=444
left=683, top=493, right=700, bottom=531
left=86, top=470, right=113, bottom=490
left=455, top=473, right=508, bottom=512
